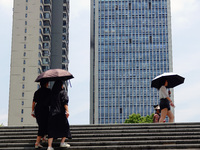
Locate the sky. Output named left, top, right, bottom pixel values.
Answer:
left=0, top=0, right=200, bottom=126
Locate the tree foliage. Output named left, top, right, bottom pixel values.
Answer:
left=124, top=113, right=154, bottom=123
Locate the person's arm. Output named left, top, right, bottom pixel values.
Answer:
left=61, top=91, right=69, bottom=118
left=64, top=105, right=69, bottom=118
left=166, top=97, right=175, bottom=107
left=31, top=101, right=36, bottom=117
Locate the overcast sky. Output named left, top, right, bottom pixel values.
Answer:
left=0, top=0, right=200, bottom=125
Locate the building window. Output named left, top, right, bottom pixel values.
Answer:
left=24, top=52, right=26, bottom=57
left=62, top=50, right=66, bottom=55
left=22, top=101, right=24, bottom=106
left=43, top=43, right=49, bottom=49
left=43, top=35, right=50, bottom=41
left=22, top=76, right=25, bottom=81
left=63, top=13, right=66, bottom=18
left=23, top=68, right=25, bottom=73
left=129, top=39, right=132, bottom=44
left=62, top=35, right=66, bottom=40
left=25, top=21, right=27, bottom=25
left=149, top=2, right=151, bottom=9
left=23, top=60, right=26, bottom=64
left=21, top=118, right=23, bottom=122
left=62, top=64, right=66, bottom=69
left=22, top=92, right=24, bottom=97
left=25, top=13, right=27, bottom=18
left=63, top=6, right=66, bottom=11
left=129, top=3, right=131, bottom=10
left=26, top=6, right=28, bottom=10
left=62, top=57, right=66, bottom=63
left=62, top=42, right=66, bottom=48
left=63, top=28, right=66, bottom=33
left=44, top=13, right=50, bottom=19
left=22, top=84, right=25, bottom=89
left=25, top=28, right=27, bottom=33
left=63, top=21, right=66, bottom=26
left=21, top=109, right=24, bottom=114
left=149, top=36, right=152, bottom=43
left=24, top=44, right=26, bottom=49
left=26, top=0, right=28, bottom=2
left=24, top=36, right=26, bottom=41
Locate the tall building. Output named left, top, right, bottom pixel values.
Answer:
left=90, top=0, right=173, bottom=124
left=8, top=0, right=70, bottom=126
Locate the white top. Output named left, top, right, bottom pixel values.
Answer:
left=159, top=86, right=169, bottom=99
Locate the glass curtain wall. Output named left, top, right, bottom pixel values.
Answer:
left=91, top=0, right=172, bottom=124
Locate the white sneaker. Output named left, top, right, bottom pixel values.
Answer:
left=60, top=142, right=70, bottom=148
left=47, top=147, right=54, bottom=150
left=35, top=143, right=43, bottom=149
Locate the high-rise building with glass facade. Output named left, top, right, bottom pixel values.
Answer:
left=90, top=0, right=173, bottom=124
left=8, top=0, right=70, bottom=126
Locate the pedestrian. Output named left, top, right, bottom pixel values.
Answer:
left=47, top=80, right=71, bottom=150
left=31, top=80, right=52, bottom=148
left=153, top=105, right=160, bottom=123
left=158, top=79, right=175, bottom=123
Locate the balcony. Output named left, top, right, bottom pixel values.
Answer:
left=42, top=50, right=51, bottom=57
left=44, top=6, right=51, bottom=11
left=43, top=27, right=50, bottom=34
left=44, top=12, right=50, bottom=19
left=43, top=35, right=50, bottom=41
left=44, top=0, right=51, bottom=5
left=42, top=58, right=50, bottom=65
left=43, top=20, right=51, bottom=26
left=43, top=42, right=50, bottom=49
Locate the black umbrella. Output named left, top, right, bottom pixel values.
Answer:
left=151, top=72, right=185, bottom=89
left=35, top=69, right=74, bottom=82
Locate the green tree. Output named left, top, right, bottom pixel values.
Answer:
left=124, top=113, right=154, bottom=123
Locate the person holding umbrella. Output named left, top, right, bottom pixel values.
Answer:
left=158, top=78, right=175, bottom=123
left=47, top=80, right=71, bottom=150
left=31, top=80, right=52, bottom=148
left=151, top=72, right=185, bottom=123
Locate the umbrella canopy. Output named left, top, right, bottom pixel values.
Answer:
left=151, top=72, right=185, bottom=89
left=35, top=69, right=74, bottom=82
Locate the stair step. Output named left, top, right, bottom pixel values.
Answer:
left=1, top=123, right=200, bottom=150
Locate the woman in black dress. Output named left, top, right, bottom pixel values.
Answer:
left=47, top=80, right=71, bottom=150
left=31, top=80, right=52, bottom=148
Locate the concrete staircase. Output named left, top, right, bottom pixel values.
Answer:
left=0, top=123, right=200, bottom=150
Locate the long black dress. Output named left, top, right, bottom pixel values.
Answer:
left=33, top=87, right=52, bottom=137
left=48, top=90, right=72, bottom=139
